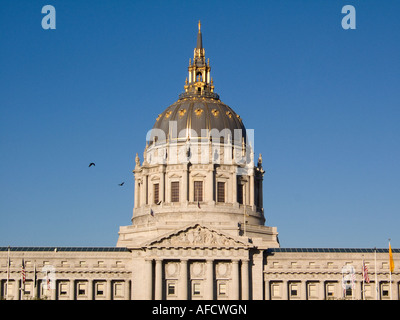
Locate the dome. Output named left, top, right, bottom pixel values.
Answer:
left=147, top=21, right=248, bottom=148
left=149, top=97, right=246, bottom=146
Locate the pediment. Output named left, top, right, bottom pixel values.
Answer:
left=192, top=172, right=206, bottom=178
left=143, top=224, right=251, bottom=249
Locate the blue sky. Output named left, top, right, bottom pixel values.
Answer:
left=0, top=0, right=399, bottom=248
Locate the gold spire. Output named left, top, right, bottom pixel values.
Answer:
left=180, top=22, right=218, bottom=100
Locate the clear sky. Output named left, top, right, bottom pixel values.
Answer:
left=1, top=0, right=399, bottom=248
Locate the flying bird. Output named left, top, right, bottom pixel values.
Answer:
left=118, top=182, right=125, bottom=186
left=89, top=163, right=95, bottom=167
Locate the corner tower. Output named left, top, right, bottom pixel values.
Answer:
left=117, top=23, right=278, bottom=249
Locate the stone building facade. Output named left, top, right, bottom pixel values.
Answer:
left=0, top=23, right=398, bottom=300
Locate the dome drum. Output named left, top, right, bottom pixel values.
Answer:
left=129, top=22, right=268, bottom=241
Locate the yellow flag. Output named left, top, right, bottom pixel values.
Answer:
left=389, top=242, right=395, bottom=273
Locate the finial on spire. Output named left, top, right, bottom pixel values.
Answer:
left=179, top=21, right=220, bottom=100
left=196, top=21, right=203, bottom=50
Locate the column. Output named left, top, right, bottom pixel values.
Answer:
left=155, top=259, right=163, bottom=300
left=302, top=281, right=308, bottom=300
left=160, top=168, right=165, bottom=203
left=232, top=169, right=237, bottom=204
left=394, top=281, right=399, bottom=300
left=319, top=280, right=325, bottom=300
left=134, top=179, right=139, bottom=208
left=143, top=174, right=148, bottom=205
left=282, top=280, right=288, bottom=300
left=241, top=260, right=249, bottom=300
left=33, top=280, right=38, bottom=300
left=182, top=164, right=188, bottom=203
left=207, top=166, right=214, bottom=202
left=206, top=260, right=214, bottom=300
left=251, top=251, right=264, bottom=300
left=52, top=281, right=57, bottom=300
left=231, top=260, right=239, bottom=300
left=87, top=279, right=93, bottom=300
left=145, top=259, right=153, bottom=300
left=70, top=279, right=75, bottom=300
left=250, top=171, right=254, bottom=208
left=106, top=279, right=112, bottom=300
left=11, top=280, right=17, bottom=300
left=125, top=280, right=131, bottom=300
left=179, top=260, right=188, bottom=300
left=264, top=279, right=270, bottom=300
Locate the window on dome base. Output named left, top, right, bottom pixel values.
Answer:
left=194, top=181, right=203, bottom=202
left=217, top=182, right=225, bottom=203
left=237, top=183, right=244, bottom=204
left=171, top=181, right=179, bottom=202
left=153, top=183, right=159, bottom=204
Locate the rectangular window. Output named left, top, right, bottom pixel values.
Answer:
left=193, top=282, right=201, bottom=296
left=6, top=282, right=13, bottom=296
left=171, top=181, right=179, bottom=202
left=290, top=283, right=298, bottom=297
left=364, top=284, right=372, bottom=298
left=237, top=183, right=243, bottom=204
left=114, top=283, right=123, bottom=297
left=308, top=283, right=317, bottom=297
left=382, top=284, right=389, bottom=297
left=78, top=283, right=86, bottom=296
left=24, top=282, right=32, bottom=295
left=61, top=261, right=69, bottom=267
left=326, top=284, right=335, bottom=298
left=194, top=181, right=203, bottom=202
left=96, top=283, right=105, bottom=296
left=271, top=284, right=280, bottom=298
left=154, top=183, right=159, bottom=204
left=218, top=282, right=227, bottom=296
left=217, top=182, right=225, bottom=203
left=168, top=283, right=176, bottom=296
left=60, top=283, right=68, bottom=296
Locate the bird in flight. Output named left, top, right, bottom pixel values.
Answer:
left=118, top=182, right=125, bottom=186
left=89, top=163, right=95, bottom=167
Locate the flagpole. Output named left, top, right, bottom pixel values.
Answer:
left=6, top=246, right=10, bottom=300
left=34, top=263, right=37, bottom=299
left=362, top=256, right=365, bottom=300
left=389, top=239, right=393, bottom=300
left=21, top=257, right=25, bottom=300
left=374, top=247, right=378, bottom=300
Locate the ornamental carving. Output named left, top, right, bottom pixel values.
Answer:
left=146, top=224, right=249, bottom=249
left=211, top=109, right=219, bottom=117
left=178, top=109, right=187, bottom=117
left=194, top=108, right=203, bottom=116
left=165, top=111, right=172, bottom=118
